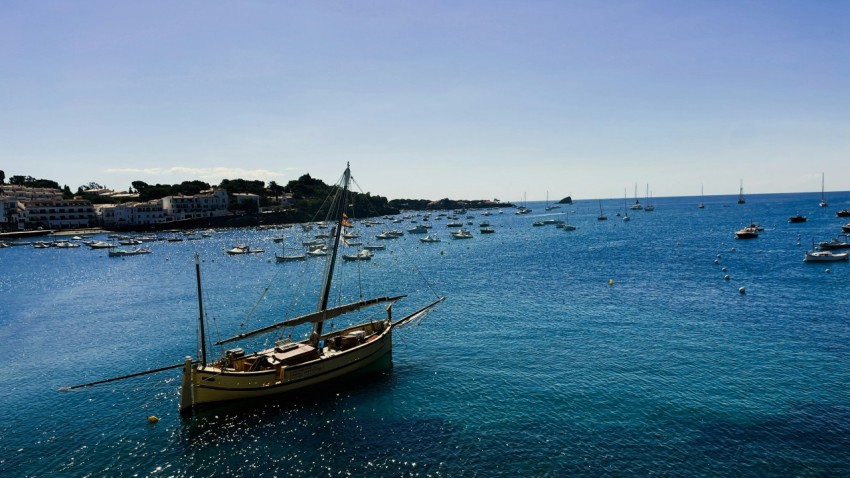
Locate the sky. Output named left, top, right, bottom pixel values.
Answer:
left=1, top=1, right=848, bottom=202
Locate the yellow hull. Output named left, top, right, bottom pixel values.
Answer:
left=180, top=322, right=392, bottom=413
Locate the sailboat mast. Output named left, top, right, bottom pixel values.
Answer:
left=194, top=254, right=207, bottom=367
left=313, top=163, right=351, bottom=340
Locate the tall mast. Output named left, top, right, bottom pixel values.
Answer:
left=313, top=163, right=351, bottom=342
left=195, top=254, right=207, bottom=367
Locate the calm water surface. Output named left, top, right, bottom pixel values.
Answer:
left=1, top=192, right=849, bottom=477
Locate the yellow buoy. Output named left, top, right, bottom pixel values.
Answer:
left=147, top=416, right=159, bottom=423
left=608, top=278, right=613, bottom=286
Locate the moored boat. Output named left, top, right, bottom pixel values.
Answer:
left=804, top=247, right=848, bottom=262
left=108, top=246, right=152, bottom=257
left=451, top=229, right=473, bottom=239
left=176, top=164, right=444, bottom=414
left=735, top=226, right=759, bottom=239
left=227, top=244, right=264, bottom=255
left=341, top=249, right=373, bottom=261
left=818, top=237, right=850, bottom=250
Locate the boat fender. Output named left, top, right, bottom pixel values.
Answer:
left=724, top=275, right=730, bottom=281
left=721, top=267, right=727, bottom=272
left=825, top=268, right=831, bottom=274
left=738, top=287, right=746, bottom=294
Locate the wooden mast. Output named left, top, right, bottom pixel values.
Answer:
left=195, top=253, right=207, bottom=366
left=313, top=163, right=351, bottom=344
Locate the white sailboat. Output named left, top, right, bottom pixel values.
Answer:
left=275, top=235, right=306, bottom=262
left=644, top=184, right=655, bottom=212
left=819, top=172, right=828, bottom=207
left=544, top=191, right=560, bottom=211
left=623, top=189, right=630, bottom=222
left=698, top=184, right=705, bottom=209
left=737, top=180, right=746, bottom=204
left=179, top=164, right=445, bottom=414
left=629, top=184, right=642, bottom=210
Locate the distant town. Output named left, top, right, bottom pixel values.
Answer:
left=0, top=170, right=507, bottom=233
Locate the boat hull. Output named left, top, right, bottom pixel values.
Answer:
left=804, top=252, right=849, bottom=262
left=180, top=324, right=393, bottom=413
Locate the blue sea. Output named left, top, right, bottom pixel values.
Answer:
left=2, top=191, right=849, bottom=477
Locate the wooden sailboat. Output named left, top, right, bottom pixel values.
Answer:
left=179, top=164, right=445, bottom=414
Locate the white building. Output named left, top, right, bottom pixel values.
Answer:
left=16, top=198, right=95, bottom=229
left=0, top=185, right=94, bottom=230
left=99, top=201, right=166, bottom=228
left=161, top=188, right=229, bottom=221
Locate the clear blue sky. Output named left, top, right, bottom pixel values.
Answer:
left=2, top=1, right=848, bottom=201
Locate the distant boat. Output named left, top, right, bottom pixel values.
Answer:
left=451, top=229, right=473, bottom=239
left=544, top=191, right=560, bottom=211
left=788, top=214, right=807, bottom=223
left=804, top=240, right=847, bottom=262
left=698, top=184, right=705, bottom=209
left=342, top=249, right=373, bottom=261
left=819, top=172, right=828, bottom=207
left=275, top=238, right=306, bottom=262
left=227, top=244, right=264, bottom=255
left=629, top=184, right=642, bottom=210
left=556, top=210, right=577, bottom=231
left=737, top=180, right=746, bottom=204
left=108, top=246, right=152, bottom=257
left=818, top=238, right=850, bottom=250
left=622, top=189, right=630, bottom=222
left=597, top=201, right=607, bottom=221
left=515, top=193, right=532, bottom=215
left=837, top=209, right=850, bottom=218
left=644, top=185, right=655, bottom=212
left=419, top=234, right=441, bottom=243
left=407, top=225, right=428, bottom=234
left=88, top=241, right=117, bottom=249
left=735, top=226, right=759, bottom=239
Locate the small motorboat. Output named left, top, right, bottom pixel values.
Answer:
left=735, top=226, right=759, bottom=239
